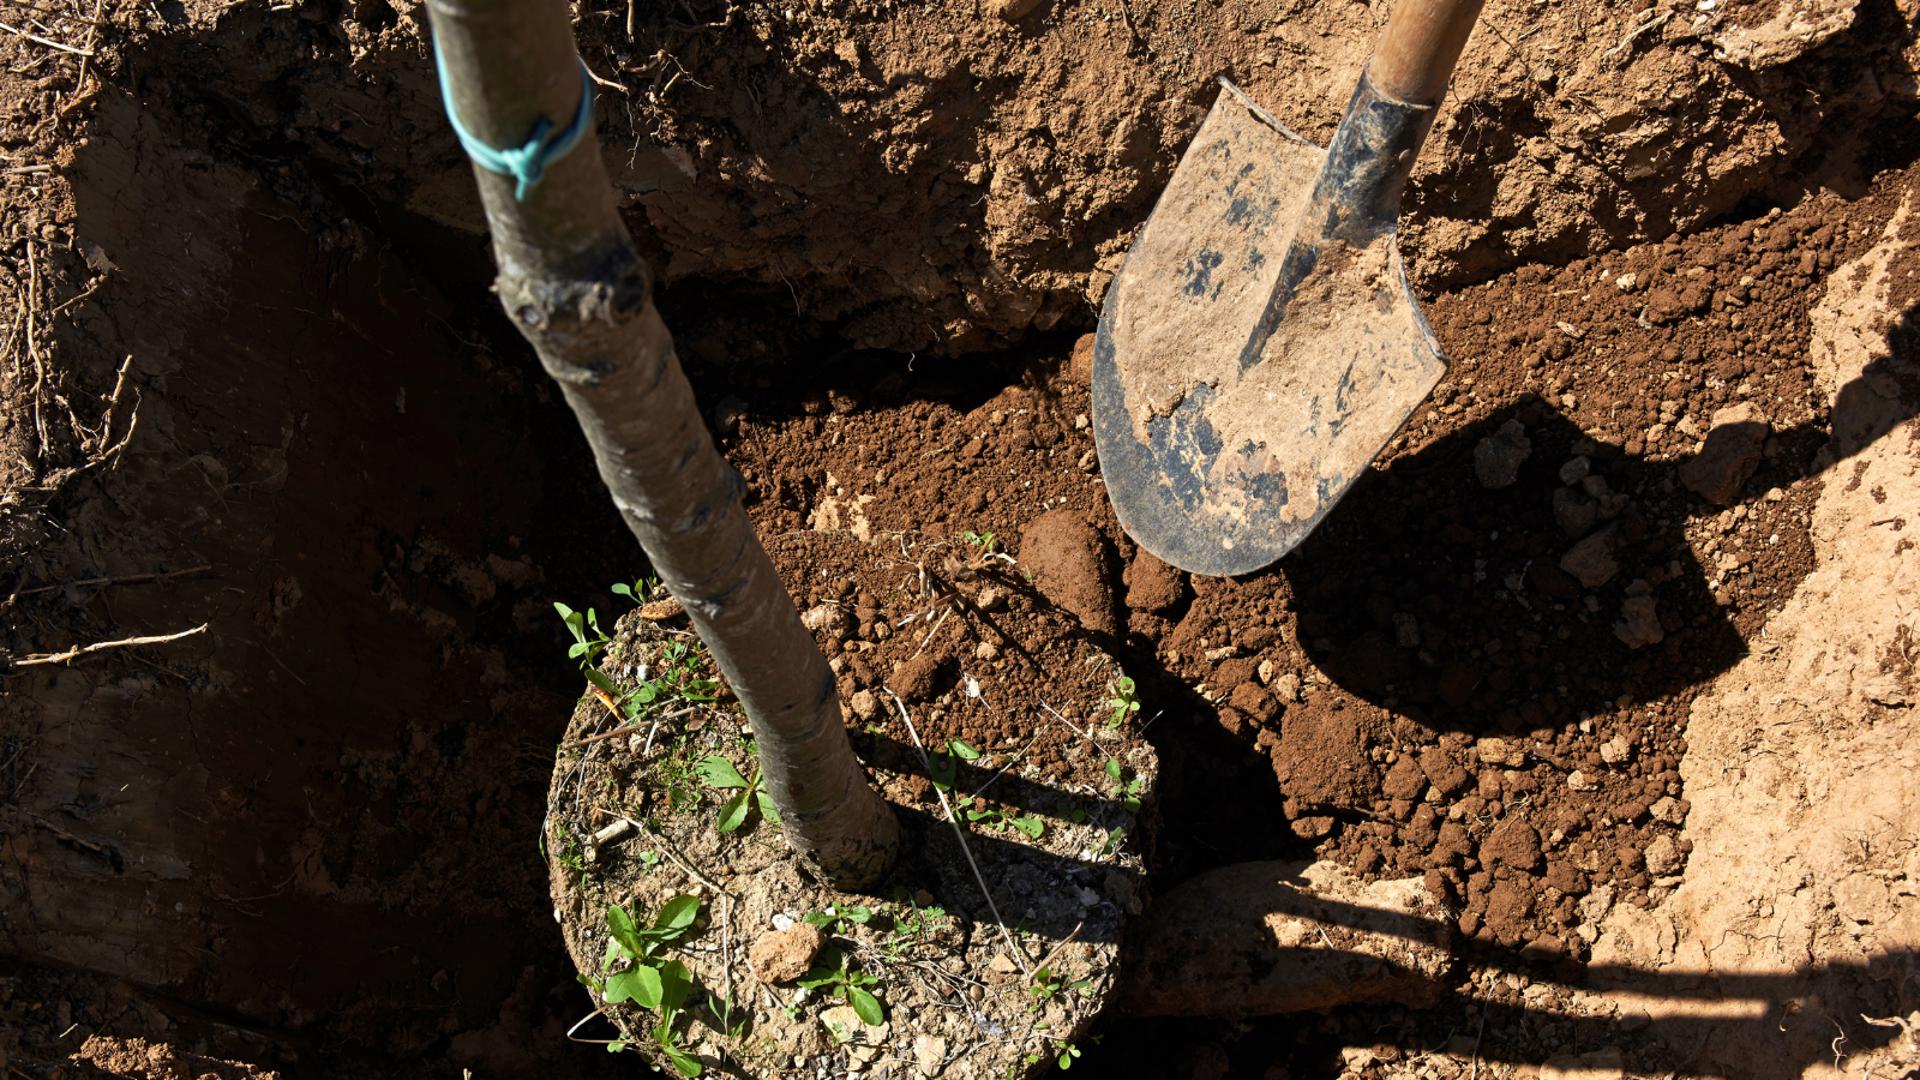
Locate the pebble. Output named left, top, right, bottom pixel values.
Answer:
left=1559, top=529, right=1619, bottom=588
left=1473, top=418, right=1532, bottom=489
left=1599, top=735, right=1634, bottom=765
left=1613, top=595, right=1665, bottom=649
left=849, top=689, right=881, bottom=722
left=991, top=0, right=1046, bottom=18
left=1644, top=834, right=1684, bottom=877
left=1568, top=769, right=1600, bottom=792
left=1679, top=403, right=1769, bottom=504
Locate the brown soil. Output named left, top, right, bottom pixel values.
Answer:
left=3, top=0, right=1918, bottom=1077
left=543, top=532, right=1154, bottom=1077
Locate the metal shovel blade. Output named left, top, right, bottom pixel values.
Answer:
left=1092, top=81, right=1446, bottom=577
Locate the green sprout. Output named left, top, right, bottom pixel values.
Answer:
left=695, top=755, right=781, bottom=834
left=802, top=904, right=874, bottom=935
left=555, top=601, right=610, bottom=667
left=586, top=896, right=704, bottom=1076
left=1105, top=675, right=1140, bottom=728
left=797, top=952, right=886, bottom=1026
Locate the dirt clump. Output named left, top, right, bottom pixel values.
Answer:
left=1019, top=508, right=1122, bottom=637
left=747, top=922, right=828, bottom=984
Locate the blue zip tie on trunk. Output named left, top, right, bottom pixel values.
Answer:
left=433, top=39, right=595, bottom=202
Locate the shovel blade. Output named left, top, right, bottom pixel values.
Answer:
left=1093, top=83, right=1446, bottom=577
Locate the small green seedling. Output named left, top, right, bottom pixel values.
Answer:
left=695, top=755, right=782, bottom=833
left=927, top=738, right=981, bottom=791
left=959, top=797, right=1046, bottom=839
left=962, top=530, right=1015, bottom=568
left=1105, top=675, right=1140, bottom=728
left=650, top=1016, right=701, bottom=1077
left=1099, top=825, right=1127, bottom=857
left=555, top=602, right=611, bottom=666
left=798, top=952, right=886, bottom=1026
left=610, top=575, right=661, bottom=604
left=627, top=641, right=721, bottom=714
left=1058, top=1042, right=1083, bottom=1070
left=707, top=990, right=750, bottom=1042
left=588, top=896, right=704, bottom=1075
left=803, top=904, right=874, bottom=935
left=1027, top=965, right=1090, bottom=1002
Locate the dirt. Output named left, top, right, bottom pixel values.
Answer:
left=2, top=0, right=1918, bottom=1077
left=543, top=533, right=1154, bottom=1077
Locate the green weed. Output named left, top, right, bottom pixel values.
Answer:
left=797, top=952, right=885, bottom=1027
left=694, top=755, right=781, bottom=834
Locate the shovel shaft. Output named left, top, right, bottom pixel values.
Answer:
left=1371, top=0, right=1488, bottom=106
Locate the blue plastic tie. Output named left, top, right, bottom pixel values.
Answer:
left=434, top=40, right=595, bottom=201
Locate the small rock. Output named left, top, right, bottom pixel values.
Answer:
left=1613, top=595, right=1665, bottom=649
left=1643, top=834, right=1684, bottom=877
left=1475, top=737, right=1527, bottom=767
left=1418, top=749, right=1472, bottom=798
left=1559, top=528, right=1619, bottom=588
left=1567, top=769, right=1600, bottom=792
left=849, top=689, right=882, bottom=722
left=1229, top=681, right=1280, bottom=725
left=913, top=1035, right=949, bottom=1076
left=1650, top=796, right=1687, bottom=824
left=1257, top=659, right=1277, bottom=685
left=1473, top=419, right=1532, bottom=489
left=974, top=640, right=1000, bottom=661
left=802, top=604, right=853, bottom=640
left=1273, top=672, right=1302, bottom=702
left=749, top=923, right=827, bottom=984
left=1599, top=734, right=1634, bottom=765
left=1558, top=455, right=1592, bottom=486
left=820, top=1002, right=887, bottom=1045
left=1382, top=755, right=1428, bottom=800
left=1679, top=403, right=1769, bottom=504
left=975, top=585, right=1006, bottom=612
left=990, top=0, right=1045, bottom=19
left=1551, top=488, right=1597, bottom=538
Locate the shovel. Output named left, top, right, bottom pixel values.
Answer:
left=1092, top=0, right=1486, bottom=576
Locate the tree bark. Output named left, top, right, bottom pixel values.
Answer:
left=425, top=0, right=898, bottom=888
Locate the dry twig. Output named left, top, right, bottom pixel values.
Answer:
left=15, top=622, right=208, bottom=667
left=6, top=562, right=210, bottom=605
left=0, top=17, right=93, bottom=54
left=886, top=689, right=1033, bottom=979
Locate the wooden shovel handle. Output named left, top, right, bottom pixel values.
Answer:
left=1370, top=0, right=1487, bottom=106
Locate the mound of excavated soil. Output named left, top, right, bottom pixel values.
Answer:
left=65, top=0, right=1918, bottom=353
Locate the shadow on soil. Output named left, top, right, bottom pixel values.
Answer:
left=1282, top=354, right=1915, bottom=735
left=1104, top=873, right=1919, bottom=1076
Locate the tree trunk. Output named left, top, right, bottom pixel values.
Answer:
left=425, top=0, right=899, bottom=888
